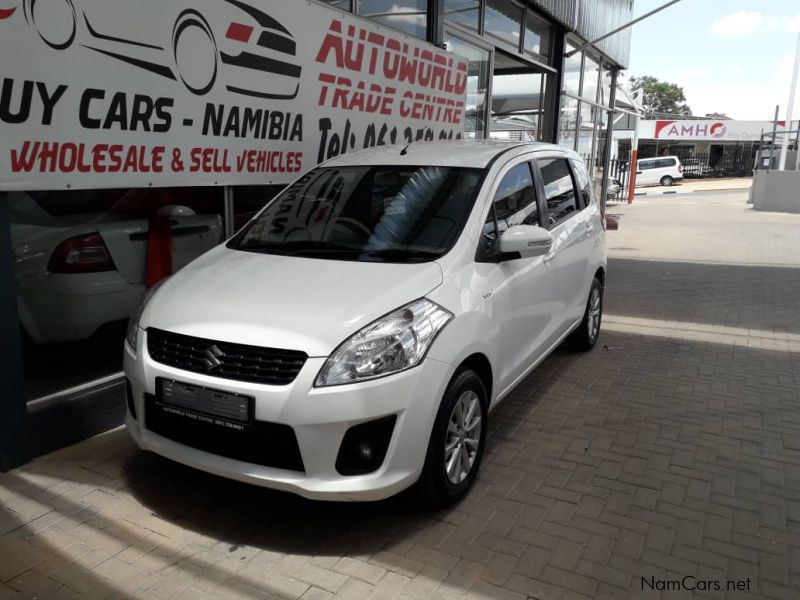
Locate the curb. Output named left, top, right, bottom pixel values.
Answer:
left=632, top=186, right=751, bottom=197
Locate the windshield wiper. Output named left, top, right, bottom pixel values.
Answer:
left=359, top=248, right=441, bottom=263
left=237, top=240, right=362, bottom=256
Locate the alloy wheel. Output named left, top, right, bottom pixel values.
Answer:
left=588, top=286, right=602, bottom=342
left=444, top=390, right=482, bottom=485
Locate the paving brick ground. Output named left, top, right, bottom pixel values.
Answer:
left=2, top=191, right=800, bottom=599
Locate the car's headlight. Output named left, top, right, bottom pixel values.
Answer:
left=315, top=298, right=453, bottom=387
left=126, top=278, right=168, bottom=352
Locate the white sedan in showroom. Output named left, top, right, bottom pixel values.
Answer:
left=10, top=189, right=222, bottom=343
left=124, top=141, right=607, bottom=505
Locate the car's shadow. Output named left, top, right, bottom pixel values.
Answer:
left=118, top=348, right=570, bottom=559
left=122, top=448, right=427, bottom=558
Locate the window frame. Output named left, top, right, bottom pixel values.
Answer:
left=475, top=156, right=544, bottom=261
left=443, top=0, right=482, bottom=32
left=522, top=9, right=552, bottom=63
left=532, top=154, right=583, bottom=229
left=486, top=160, right=541, bottom=230
left=569, top=158, right=594, bottom=210
left=313, top=0, right=431, bottom=40
left=356, top=0, right=430, bottom=39
left=483, top=0, right=525, bottom=53
left=638, top=159, right=656, bottom=170
left=443, top=31, right=495, bottom=140
left=656, top=157, right=677, bottom=168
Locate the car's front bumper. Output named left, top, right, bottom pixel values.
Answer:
left=123, top=329, right=453, bottom=501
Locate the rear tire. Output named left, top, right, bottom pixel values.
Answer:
left=416, top=369, right=487, bottom=508
left=660, top=176, right=674, bottom=186
left=568, top=277, right=603, bottom=352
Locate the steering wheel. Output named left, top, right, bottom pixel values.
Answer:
left=332, top=217, right=372, bottom=239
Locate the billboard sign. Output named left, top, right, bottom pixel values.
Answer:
left=0, top=0, right=468, bottom=190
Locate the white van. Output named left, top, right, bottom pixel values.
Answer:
left=635, top=156, right=684, bottom=187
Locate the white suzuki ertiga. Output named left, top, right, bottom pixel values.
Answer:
left=124, top=141, right=607, bottom=505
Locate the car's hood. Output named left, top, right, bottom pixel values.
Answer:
left=141, top=245, right=444, bottom=357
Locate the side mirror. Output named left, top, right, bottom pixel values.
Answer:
left=498, top=225, right=553, bottom=259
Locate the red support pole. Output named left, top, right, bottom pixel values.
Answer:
left=627, top=149, right=638, bottom=204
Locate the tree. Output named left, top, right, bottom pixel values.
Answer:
left=628, top=76, right=692, bottom=118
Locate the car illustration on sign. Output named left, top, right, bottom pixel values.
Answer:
left=16, top=0, right=301, bottom=98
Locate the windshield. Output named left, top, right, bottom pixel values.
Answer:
left=230, top=165, right=484, bottom=263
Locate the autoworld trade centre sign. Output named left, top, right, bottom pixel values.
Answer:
left=0, top=0, right=468, bottom=190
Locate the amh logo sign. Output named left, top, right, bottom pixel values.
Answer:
left=655, top=120, right=727, bottom=139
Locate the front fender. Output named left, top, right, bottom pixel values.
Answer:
left=426, top=309, right=499, bottom=404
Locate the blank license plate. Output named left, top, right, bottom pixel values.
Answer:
left=156, top=378, right=253, bottom=428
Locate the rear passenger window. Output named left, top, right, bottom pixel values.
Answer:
left=485, top=163, right=538, bottom=236
left=647, top=158, right=675, bottom=169
left=537, top=158, right=578, bottom=226
left=570, top=159, right=592, bottom=209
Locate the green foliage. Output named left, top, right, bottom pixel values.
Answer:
left=629, top=75, right=693, bottom=118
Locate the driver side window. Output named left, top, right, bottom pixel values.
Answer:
left=484, top=163, right=539, bottom=241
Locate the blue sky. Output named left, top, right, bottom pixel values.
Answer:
left=625, top=0, right=800, bottom=120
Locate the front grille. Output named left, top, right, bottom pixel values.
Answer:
left=145, top=395, right=305, bottom=472
left=147, top=328, right=307, bottom=385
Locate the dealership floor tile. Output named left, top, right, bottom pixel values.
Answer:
left=2, top=191, right=800, bottom=599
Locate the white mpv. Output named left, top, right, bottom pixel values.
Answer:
left=124, top=141, right=607, bottom=505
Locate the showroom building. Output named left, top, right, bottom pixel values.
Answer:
left=0, top=0, right=632, bottom=468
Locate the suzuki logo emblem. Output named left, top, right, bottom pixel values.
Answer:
left=202, top=345, right=224, bottom=371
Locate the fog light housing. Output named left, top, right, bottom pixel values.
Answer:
left=335, top=415, right=397, bottom=476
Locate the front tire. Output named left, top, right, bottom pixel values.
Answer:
left=416, top=369, right=487, bottom=508
left=568, top=277, right=603, bottom=352
left=660, top=175, right=674, bottom=186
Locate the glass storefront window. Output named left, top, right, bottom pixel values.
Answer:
left=523, top=11, right=551, bottom=63
left=484, top=0, right=523, bottom=48
left=490, top=52, right=546, bottom=141
left=593, top=108, right=610, bottom=197
left=490, top=72, right=546, bottom=141
left=444, top=0, right=480, bottom=30
left=7, top=187, right=224, bottom=399
left=563, top=44, right=582, bottom=97
left=319, top=0, right=353, bottom=10
left=582, top=55, right=600, bottom=104
left=558, top=96, right=578, bottom=150
left=577, top=101, right=596, bottom=161
left=357, top=0, right=428, bottom=39
left=444, top=35, right=490, bottom=139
